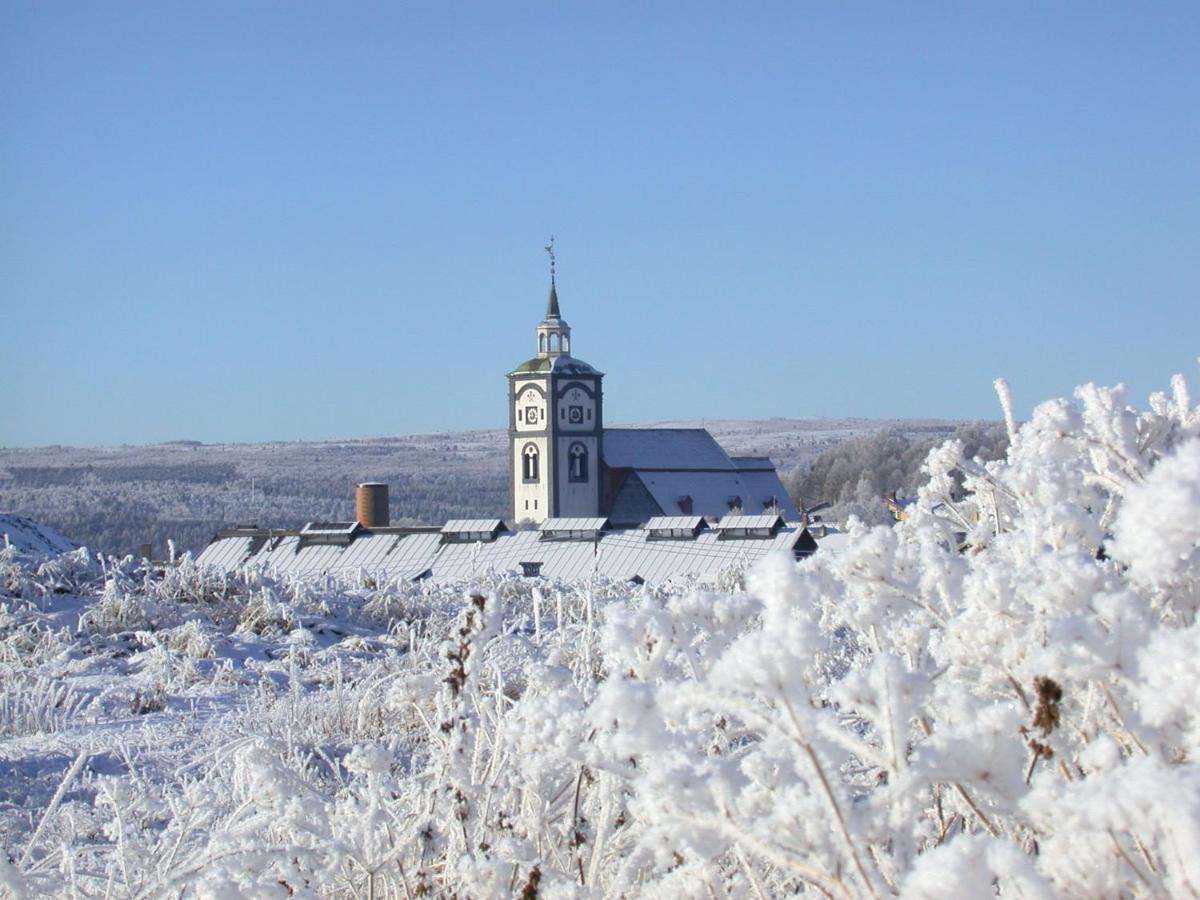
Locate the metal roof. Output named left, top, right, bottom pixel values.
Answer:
left=602, top=428, right=733, bottom=470
left=196, top=519, right=812, bottom=587
left=300, top=522, right=359, bottom=535
left=441, top=519, right=507, bottom=535
left=509, top=356, right=602, bottom=376
left=644, top=516, right=708, bottom=533
left=717, top=515, right=786, bottom=531
left=539, top=517, right=608, bottom=532
left=194, top=534, right=254, bottom=569
left=730, top=456, right=775, bottom=471
left=631, top=470, right=799, bottom=521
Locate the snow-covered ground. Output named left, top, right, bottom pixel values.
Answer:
left=0, top=513, right=78, bottom=556
left=2, top=372, right=1198, bottom=897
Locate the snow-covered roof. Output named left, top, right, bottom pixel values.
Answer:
left=717, top=515, right=785, bottom=532
left=194, top=516, right=819, bottom=586
left=509, top=356, right=603, bottom=377
left=300, top=521, right=359, bottom=535
left=730, top=456, right=776, bottom=470
left=538, top=517, right=608, bottom=533
left=538, top=518, right=608, bottom=538
left=644, top=516, right=708, bottom=533
left=0, top=513, right=80, bottom=556
left=630, top=470, right=800, bottom=521
left=600, top=429, right=799, bottom=521
left=602, top=429, right=733, bottom=470
left=441, top=519, right=507, bottom=535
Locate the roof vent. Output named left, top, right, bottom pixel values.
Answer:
left=644, top=516, right=708, bottom=540
left=298, top=521, right=360, bottom=547
left=440, top=519, right=508, bottom=543
left=717, top=515, right=785, bottom=540
left=538, top=517, right=608, bottom=540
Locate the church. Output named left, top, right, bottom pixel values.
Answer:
left=195, top=252, right=813, bottom=586
left=508, top=260, right=798, bottom=526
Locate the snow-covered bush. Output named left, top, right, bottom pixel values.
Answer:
left=1, top=368, right=1197, bottom=898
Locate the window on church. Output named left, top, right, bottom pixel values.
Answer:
left=523, top=445, right=539, bottom=482
left=563, top=335, right=570, bottom=353
left=539, top=334, right=547, bottom=353
left=549, top=334, right=559, bottom=352
left=569, top=443, right=588, bottom=482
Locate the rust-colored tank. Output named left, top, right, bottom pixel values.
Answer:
left=356, top=482, right=390, bottom=528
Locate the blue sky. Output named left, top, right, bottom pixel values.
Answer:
left=2, top=3, right=1197, bottom=447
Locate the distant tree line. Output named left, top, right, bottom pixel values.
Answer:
left=785, top=422, right=1009, bottom=525
left=0, top=470, right=507, bottom=557
left=0, top=420, right=1000, bottom=556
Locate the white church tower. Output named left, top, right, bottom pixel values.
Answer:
left=508, top=240, right=603, bottom=524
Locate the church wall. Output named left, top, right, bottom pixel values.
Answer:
left=513, top=435, right=550, bottom=523
left=513, top=380, right=548, bottom=433
left=554, top=381, right=598, bottom=432
left=555, top=434, right=600, bottom=517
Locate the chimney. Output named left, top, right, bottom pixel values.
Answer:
left=356, top=482, right=390, bottom=528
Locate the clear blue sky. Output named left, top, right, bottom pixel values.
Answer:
left=2, top=3, right=1197, bottom=447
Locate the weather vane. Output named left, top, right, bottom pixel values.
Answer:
left=544, top=235, right=556, bottom=285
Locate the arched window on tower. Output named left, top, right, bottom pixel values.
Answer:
left=539, top=333, right=547, bottom=353
left=569, top=443, right=588, bottom=482
left=563, top=334, right=570, bottom=354
left=549, top=333, right=559, bottom=353
left=523, top=444, right=540, bottom=482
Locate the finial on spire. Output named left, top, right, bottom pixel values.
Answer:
left=544, top=235, right=556, bottom=285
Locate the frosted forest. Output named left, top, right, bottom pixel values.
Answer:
left=2, top=368, right=1199, bottom=899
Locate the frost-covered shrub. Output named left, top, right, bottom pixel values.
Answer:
left=3, top=367, right=1198, bottom=898
left=235, top=587, right=298, bottom=637
left=0, top=674, right=91, bottom=737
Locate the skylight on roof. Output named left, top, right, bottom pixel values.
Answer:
left=644, top=516, right=708, bottom=540
left=716, top=514, right=785, bottom=539
left=539, top=517, right=608, bottom=540
left=300, top=522, right=359, bottom=535
left=440, top=519, right=507, bottom=543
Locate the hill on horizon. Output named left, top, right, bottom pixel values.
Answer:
left=0, top=416, right=980, bottom=556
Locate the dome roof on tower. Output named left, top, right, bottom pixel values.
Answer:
left=509, top=356, right=603, bottom=377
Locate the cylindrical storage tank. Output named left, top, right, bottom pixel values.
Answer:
left=356, top=482, right=390, bottom=528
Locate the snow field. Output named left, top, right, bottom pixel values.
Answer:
left=0, top=368, right=1198, bottom=898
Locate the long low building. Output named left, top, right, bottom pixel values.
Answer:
left=195, top=515, right=817, bottom=586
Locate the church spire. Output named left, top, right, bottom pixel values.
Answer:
left=536, top=236, right=570, bottom=358
left=544, top=236, right=561, bottom=319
